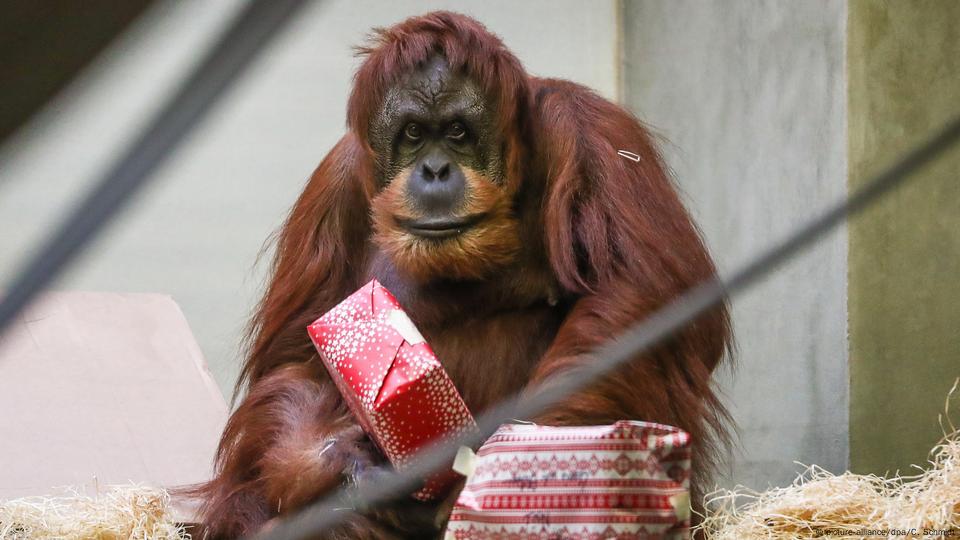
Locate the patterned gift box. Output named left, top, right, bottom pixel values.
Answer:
left=307, top=279, right=477, bottom=500
left=446, top=421, right=692, bottom=540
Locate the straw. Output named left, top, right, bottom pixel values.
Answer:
left=0, top=484, right=185, bottom=540
left=697, top=379, right=960, bottom=539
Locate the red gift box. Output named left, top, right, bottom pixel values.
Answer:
left=446, top=421, right=693, bottom=540
left=307, top=279, right=477, bottom=500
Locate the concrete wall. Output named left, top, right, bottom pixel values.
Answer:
left=0, top=0, right=618, bottom=397
left=622, top=1, right=849, bottom=490
left=847, top=0, right=960, bottom=475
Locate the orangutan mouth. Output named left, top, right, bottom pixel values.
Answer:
left=399, top=213, right=486, bottom=239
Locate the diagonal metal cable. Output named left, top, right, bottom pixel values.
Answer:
left=254, top=115, right=960, bottom=540
left=0, top=0, right=310, bottom=341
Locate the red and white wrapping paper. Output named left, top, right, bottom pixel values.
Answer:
left=446, top=421, right=692, bottom=540
left=307, top=279, right=477, bottom=500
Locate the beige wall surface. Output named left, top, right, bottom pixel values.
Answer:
left=847, top=0, right=960, bottom=475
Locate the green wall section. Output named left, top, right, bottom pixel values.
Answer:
left=848, top=0, right=960, bottom=475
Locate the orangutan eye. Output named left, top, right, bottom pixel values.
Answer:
left=447, top=122, right=467, bottom=141
left=403, top=123, right=422, bottom=141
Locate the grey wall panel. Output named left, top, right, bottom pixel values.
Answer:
left=622, top=0, right=849, bottom=490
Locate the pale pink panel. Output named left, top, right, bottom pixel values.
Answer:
left=0, top=291, right=228, bottom=515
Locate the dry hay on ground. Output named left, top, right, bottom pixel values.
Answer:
left=697, top=381, right=960, bottom=539
left=0, top=484, right=185, bottom=540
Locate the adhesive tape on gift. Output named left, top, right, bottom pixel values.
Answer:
left=386, top=309, right=425, bottom=344
left=670, top=492, right=691, bottom=521
left=452, top=446, right=477, bottom=479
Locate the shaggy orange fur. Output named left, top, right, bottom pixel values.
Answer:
left=191, top=11, right=732, bottom=540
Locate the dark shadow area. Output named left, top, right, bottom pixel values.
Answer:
left=0, top=1, right=155, bottom=143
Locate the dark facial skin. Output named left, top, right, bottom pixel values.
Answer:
left=368, top=56, right=503, bottom=237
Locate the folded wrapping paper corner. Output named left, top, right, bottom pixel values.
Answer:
left=308, top=279, right=478, bottom=500
left=446, top=420, right=693, bottom=540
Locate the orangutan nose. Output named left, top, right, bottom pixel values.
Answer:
left=421, top=157, right=450, bottom=181
left=408, top=151, right=465, bottom=215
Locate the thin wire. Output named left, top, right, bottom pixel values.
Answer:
left=0, top=0, right=311, bottom=342
left=254, top=115, right=960, bottom=540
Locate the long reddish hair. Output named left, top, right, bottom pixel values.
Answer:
left=198, top=12, right=733, bottom=538
left=236, top=11, right=536, bottom=394
left=528, top=77, right=733, bottom=480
